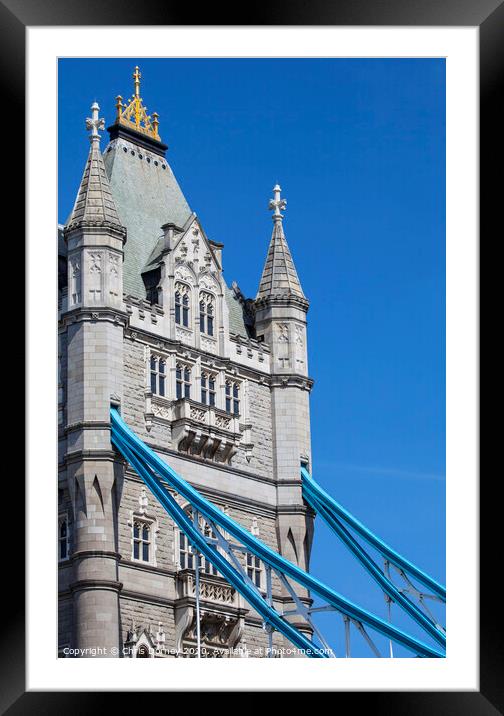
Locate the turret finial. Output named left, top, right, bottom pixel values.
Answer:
left=133, top=65, right=141, bottom=97
left=85, top=101, right=105, bottom=144
left=268, top=183, right=287, bottom=221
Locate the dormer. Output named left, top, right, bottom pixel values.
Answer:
left=154, top=215, right=230, bottom=356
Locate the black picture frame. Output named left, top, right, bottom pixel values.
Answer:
left=7, top=0, right=492, bottom=710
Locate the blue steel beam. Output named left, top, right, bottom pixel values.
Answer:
left=112, top=427, right=327, bottom=657
left=111, top=409, right=444, bottom=658
left=302, top=478, right=446, bottom=648
left=301, top=467, right=446, bottom=602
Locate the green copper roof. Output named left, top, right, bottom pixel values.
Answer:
left=103, top=136, right=192, bottom=299
left=63, top=132, right=251, bottom=338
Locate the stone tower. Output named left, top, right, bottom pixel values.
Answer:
left=58, top=68, right=314, bottom=658
left=255, top=185, right=314, bottom=604
left=61, top=102, right=127, bottom=655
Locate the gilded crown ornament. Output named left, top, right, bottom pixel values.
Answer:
left=114, top=65, right=161, bottom=141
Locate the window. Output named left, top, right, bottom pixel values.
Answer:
left=225, top=381, right=240, bottom=416
left=150, top=356, right=166, bottom=397
left=175, top=290, right=181, bottom=324
left=246, top=553, right=262, bottom=588
left=175, top=283, right=190, bottom=328
left=59, top=516, right=69, bottom=561
left=179, top=509, right=218, bottom=576
left=199, top=292, right=215, bottom=337
left=133, top=520, right=151, bottom=562
left=201, top=372, right=216, bottom=407
left=176, top=364, right=191, bottom=399
left=179, top=531, right=194, bottom=569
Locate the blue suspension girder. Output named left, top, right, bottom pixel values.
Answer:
left=301, top=467, right=446, bottom=601
left=111, top=408, right=445, bottom=658
left=302, top=476, right=446, bottom=648
left=112, top=425, right=326, bottom=657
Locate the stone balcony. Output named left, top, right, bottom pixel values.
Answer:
left=176, top=568, right=238, bottom=607
left=149, top=396, right=244, bottom=464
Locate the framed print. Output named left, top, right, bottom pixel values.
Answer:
left=4, top=0, right=494, bottom=710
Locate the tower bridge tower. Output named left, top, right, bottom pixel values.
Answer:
left=58, top=67, right=314, bottom=658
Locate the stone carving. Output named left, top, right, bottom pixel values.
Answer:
left=152, top=403, right=170, bottom=420
left=176, top=325, right=193, bottom=342
left=215, top=414, right=231, bottom=430
left=138, top=487, right=148, bottom=514
left=109, top=253, right=119, bottom=299
left=175, top=268, right=193, bottom=285
left=277, top=322, right=290, bottom=367
left=69, top=257, right=81, bottom=305
left=88, top=252, right=102, bottom=302
left=277, top=323, right=289, bottom=342
left=189, top=577, right=235, bottom=605
left=199, top=274, right=218, bottom=291
left=200, top=336, right=216, bottom=354
left=190, top=407, right=206, bottom=422
left=295, top=324, right=305, bottom=370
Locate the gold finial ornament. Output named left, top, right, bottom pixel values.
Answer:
left=114, top=65, right=161, bottom=141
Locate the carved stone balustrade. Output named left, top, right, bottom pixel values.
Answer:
left=149, top=396, right=243, bottom=464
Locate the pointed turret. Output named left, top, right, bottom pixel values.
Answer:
left=67, top=102, right=122, bottom=229
left=256, top=185, right=307, bottom=305
left=62, top=100, right=127, bottom=658
left=253, top=184, right=313, bottom=614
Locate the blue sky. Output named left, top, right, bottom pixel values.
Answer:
left=59, top=58, right=445, bottom=657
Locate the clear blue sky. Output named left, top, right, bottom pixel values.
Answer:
left=58, top=58, right=446, bottom=657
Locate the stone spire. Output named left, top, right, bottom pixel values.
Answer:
left=66, top=101, right=122, bottom=228
left=256, top=184, right=306, bottom=303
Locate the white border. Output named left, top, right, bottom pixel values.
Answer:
left=27, top=27, right=478, bottom=691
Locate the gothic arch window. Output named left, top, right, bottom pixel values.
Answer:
left=176, top=363, right=191, bottom=400
left=225, top=380, right=240, bottom=416
left=175, top=282, right=191, bottom=328
left=150, top=355, right=166, bottom=397
left=199, top=291, right=215, bottom=337
left=201, top=372, right=216, bottom=407
left=58, top=515, right=69, bottom=561
left=136, top=645, right=150, bottom=658
left=132, top=519, right=153, bottom=563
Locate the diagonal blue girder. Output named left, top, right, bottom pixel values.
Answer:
left=113, top=429, right=326, bottom=657
left=302, top=478, right=445, bottom=648
left=301, top=467, right=446, bottom=602
left=111, top=408, right=445, bottom=658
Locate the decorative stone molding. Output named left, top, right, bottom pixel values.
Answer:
left=170, top=399, right=243, bottom=465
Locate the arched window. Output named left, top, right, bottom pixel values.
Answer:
left=150, top=356, right=166, bottom=397
left=201, top=372, right=216, bottom=407
left=182, top=294, right=190, bottom=327
left=137, top=645, right=150, bottom=658
left=175, top=290, right=181, bottom=324
left=175, top=283, right=191, bottom=328
left=176, top=364, right=191, bottom=400
left=59, top=516, right=69, bottom=561
left=225, top=381, right=240, bottom=416
left=199, top=292, right=215, bottom=337
left=133, top=520, right=151, bottom=562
